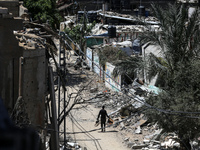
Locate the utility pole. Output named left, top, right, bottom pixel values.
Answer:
left=103, top=1, right=105, bottom=24
left=58, top=32, right=67, bottom=149
left=80, top=7, right=86, bottom=56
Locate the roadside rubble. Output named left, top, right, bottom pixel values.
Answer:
left=85, top=75, right=182, bottom=150
left=10, top=19, right=199, bottom=150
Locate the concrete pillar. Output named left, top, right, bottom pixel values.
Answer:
left=21, top=48, right=47, bottom=127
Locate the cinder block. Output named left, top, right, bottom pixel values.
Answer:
left=2, top=13, right=13, bottom=19
left=0, top=7, right=8, bottom=14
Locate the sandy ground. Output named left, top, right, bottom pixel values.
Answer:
left=66, top=105, right=130, bottom=150
left=57, top=55, right=130, bottom=150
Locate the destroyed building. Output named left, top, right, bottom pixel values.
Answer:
left=0, top=6, right=23, bottom=111
left=0, top=0, right=19, bottom=17
left=0, top=1, right=61, bottom=149
left=1, top=0, right=200, bottom=149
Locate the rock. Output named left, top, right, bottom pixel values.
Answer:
left=134, top=119, right=147, bottom=128
left=151, top=140, right=160, bottom=144
left=135, top=126, right=142, bottom=134
left=27, top=39, right=38, bottom=48
left=134, top=139, right=139, bottom=142
left=90, top=87, right=98, bottom=93
left=131, top=144, right=148, bottom=149
left=109, top=99, right=114, bottom=104
left=161, top=138, right=180, bottom=148
left=143, top=139, right=150, bottom=143
left=124, top=137, right=129, bottom=142
left=118, top=117, right=125, bottom=129
left=127, top=142, right=134, bottom=148
left=145, top=129, right=163, bottom=141
left=127, top=119, right=132, bottom=122
left=117, top=103, right=121, bottom=106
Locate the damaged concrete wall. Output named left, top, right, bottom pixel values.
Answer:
left=0, top=0, right=19, bottom=17
left=21, top=48, right=46, bottom=127
left=0, top=17, right=23, bottom=111
left=105, top=62, right=121, bottom=92
left=93, top=51, right=103, bottom=78
left=86, top=47, right=93, bottom=70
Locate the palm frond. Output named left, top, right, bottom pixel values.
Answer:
left=112, top=56, right=143, bottom=77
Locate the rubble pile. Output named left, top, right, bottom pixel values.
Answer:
left=87, top=78, right=181, bottom=149
left=13, top=22, right=57, bottom=49
left=14, top=28, right=45, bottom=49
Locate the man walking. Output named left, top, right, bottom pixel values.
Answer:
left=97, top=106, right=110, bottom=132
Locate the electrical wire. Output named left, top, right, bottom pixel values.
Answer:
left=49, top=33, right=200, bottom=126
left=50, top=24, right=200, bottom=149
left=61, top=32, right=200, bottom=117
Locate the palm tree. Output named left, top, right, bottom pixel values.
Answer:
left=112, top=56, right=144, bottom=85
left=140, top=3, right=200, bottom=149
left=141, top=3, right=200, bottom=88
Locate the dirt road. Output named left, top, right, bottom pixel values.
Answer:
left=58, top=56, right=130, bottom=150
left=66, top=105, right=129, bottom=150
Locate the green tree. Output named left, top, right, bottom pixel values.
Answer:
left=64, top=15, right=95, bottom=55
left=112, top=56, right=144, bottom=84
left=141, top=3, right=200, bottom=149
left=97, top=46, right=128, bottom=67
left=23, top=0, right=62, bottom=29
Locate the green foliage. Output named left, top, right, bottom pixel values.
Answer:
left=146, top=61, right=200, bottom=144
left=64, top=22, right=95, bottom=44
left=64, top=16, right=95, bottom=51
left=97, top=45, right=128, bottom=67
left=141, top=3, right=200, bottom=148
left=23, top=0, right=62, bottom=29
left=141, top=3, right=200, bottom=86
left=112, top=56, right=144, bottom=78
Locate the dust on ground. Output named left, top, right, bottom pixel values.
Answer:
left=59, top=55, right=131, bottom=150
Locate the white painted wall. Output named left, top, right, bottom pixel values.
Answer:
left=142, top=44, right=162, bottom=85
left=86, top=48, right=93, bottom=70
left=105, top=62, right=121, bottom=92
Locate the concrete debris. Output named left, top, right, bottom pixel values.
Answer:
left=118, top=117, right=125, bottom=130
left=14, top=29, right=46, bottom=49
left=86, top=77, right=181, bottom=149
left=59, top=142, right=81, bottom=150
left=131, top=144, right=148, bottom=149
left=0, top=7, right=8, bottom=14
left=0, top=7, right=13, bottom=18
left=135, top=126, right=142, bottom=134
left=161, top=138, right=180, bottom=148
left=127, top=142, right=134, bottom=148
left=90, top=87, right=98, bottom=93
left=67, top=142, right=80, bottom=148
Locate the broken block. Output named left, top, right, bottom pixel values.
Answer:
left=2, top=13, right=13, bottom=19
left=0, top=7, right=8, bottom=14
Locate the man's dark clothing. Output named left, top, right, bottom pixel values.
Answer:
left=97, top=108, right=109, bottom=132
